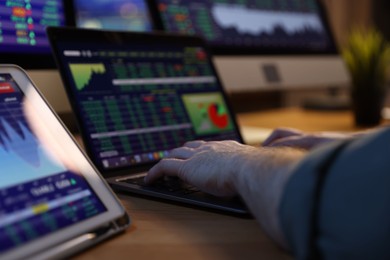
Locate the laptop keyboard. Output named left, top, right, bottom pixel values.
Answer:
left=114, top=174, right=248, bottom=214
left=120, top=176, right=201, bottom=195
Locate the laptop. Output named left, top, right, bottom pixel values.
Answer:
left=0, top=65, right=129, bottom=259
left=47, top=27, right=249, bottom=215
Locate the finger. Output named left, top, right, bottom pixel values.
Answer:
left=263, top=128, right=301, bottom=145
left=183, top=140, right=206, bottom=148
left=145, top=158, right=183, bottom=184
left=168, top=147, right=195, bottom=159
left=262, top=128, right=302, bottom=146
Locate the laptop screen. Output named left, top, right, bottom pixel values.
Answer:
left=0, top=74, right=107, bottom=254
left=53, top=32, right=242, bottom=171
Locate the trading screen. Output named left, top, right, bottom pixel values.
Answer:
left=155, top=0, right=333, bottom=51
left=57, top=42, right=240, bottom=170
left=0, top=74, right=106, bottom=253
left=74, top=0, right=152, bottom=32
left=0, top=0, right=66, bottom=53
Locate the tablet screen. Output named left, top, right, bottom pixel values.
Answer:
left=0, top=74, right=107, bottom=253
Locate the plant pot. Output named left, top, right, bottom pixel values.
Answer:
left=351, top=86, right=386, bottom=127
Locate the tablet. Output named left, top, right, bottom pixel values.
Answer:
left=0, top=65, right=130, bottom=259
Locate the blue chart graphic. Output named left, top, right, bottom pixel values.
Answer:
left=0, top=102, right=66, bottom=189
left=0, top=112, right=39, bottom=167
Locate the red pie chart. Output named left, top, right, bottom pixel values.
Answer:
left=208, top=103, right=229, bottom=129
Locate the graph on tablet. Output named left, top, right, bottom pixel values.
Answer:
left=0, top=73, right=107, bottom=254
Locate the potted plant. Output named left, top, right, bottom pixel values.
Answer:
left=343, top=29, right=390, bottom=126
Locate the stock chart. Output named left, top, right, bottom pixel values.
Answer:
left=156, top=0, right=330, bottom=50
left=0, top=74, right=106, bottom=253
left=0, top=0, right=65, bottom=53
left=62, top=45, right=238, bottom=169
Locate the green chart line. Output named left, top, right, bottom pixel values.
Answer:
left=69, top=63, right=106, bottom=91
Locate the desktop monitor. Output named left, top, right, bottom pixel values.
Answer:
left=73, top=0, right=153, bottom=32
left=149, top=0, right=350, bottom=92
left=0, top=0, right=74, bottom=115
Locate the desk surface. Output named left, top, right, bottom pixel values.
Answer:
left=238, top=107, right=365, bottom=132
left=75, top=194, right=291, bottom=260
left=75, top=108, right=386, bottom=260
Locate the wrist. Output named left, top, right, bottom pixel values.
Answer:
left=233, top=147, right=306, bottom=249
left=229, top=145, right=261, bottom=192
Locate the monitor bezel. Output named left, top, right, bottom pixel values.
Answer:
left=0, top=0, right=75, bottom=69
left=147, top=0, right=339, bottom=56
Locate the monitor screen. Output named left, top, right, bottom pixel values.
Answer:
left=0, top=0, right=72, bottom=68
left=73, top=0, right=153, bottom=32
left=150, top=0, right=337, bottom=54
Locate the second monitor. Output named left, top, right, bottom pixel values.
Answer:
left=149, top=0, right=350, bottom=92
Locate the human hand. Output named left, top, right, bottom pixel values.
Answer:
left=146, top=139, right=306, bottom=249
left=262, top=128, right=348, bottom=150
left=145, top=140, right=258, bottom=197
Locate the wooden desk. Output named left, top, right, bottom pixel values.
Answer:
left=238, top=107, right=371, bottom=132
left=76, top=194, right=291, bottom=260
left=76, top=108, right=387, bottom=260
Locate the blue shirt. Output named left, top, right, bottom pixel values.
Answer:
left=280, top=127, right=390, bottom=260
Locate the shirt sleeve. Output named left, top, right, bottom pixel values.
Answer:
left=279, top=127, right=390, bottom=260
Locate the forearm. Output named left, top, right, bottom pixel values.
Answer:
left=233, top=147, right=306, bottom=249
